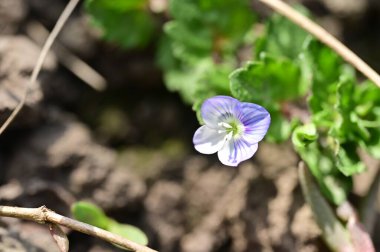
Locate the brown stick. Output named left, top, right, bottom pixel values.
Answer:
left=26, top=21, right=107, bottom=91
left=0, top=0, right=80, bottom=135
left=258, top=0, right=380, bottom=88
left=0, top=205, right=157, bottom=252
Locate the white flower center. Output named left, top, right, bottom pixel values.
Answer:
left=217, top=119, right=244, bottom=138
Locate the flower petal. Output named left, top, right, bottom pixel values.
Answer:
left=193, top=125, right=227, bottom=154
left=235, top=102, right=271, bottom=143
left=217, top=139, right=258, bottom=166
left=201, top=96, right=239, bottom=127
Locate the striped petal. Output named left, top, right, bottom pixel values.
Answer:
left=235, top=102, right=271, bottom=143
left=201, top=96, right=239, bottom=128
left=217, top=139, right=258, bottom=166
left=193, top=125, right=227, bottom=154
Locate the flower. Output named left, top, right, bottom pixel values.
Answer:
left=193, top=96, right=271, bottom=166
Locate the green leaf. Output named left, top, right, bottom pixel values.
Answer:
left=86, top=0, right=156, bottom=48
left=166, top=0, right=254, bottom=60
left=108, top=221, right=148, bottom=246
left=354, top=82, right=380, bottom=158
left=164, top=21, right=213, bottom=62
left=292, top=128, right=352, bottom=205
left=71, top=202, right=110, bottom=230
left=164, top=58, right=232, bottom=105
left=229, top=56, right=305, bottom=142
left=255, top=9, right=310, bottom=59
left=86, top=0, right=147, bottom=11
left=336, top=144, right=365, bottom=176
left=168, top=0, right=202, bottom=22
left=229, top=56, right=303, bottom=106
left=292, top=123, right=318, bottom=149
left=306, top=40, right=356, bottom=120
left=169, top=0, right=254, bottom=42
left=71, top=202, right=149, bottom=249
left=265, top=110, right=292, bottom=142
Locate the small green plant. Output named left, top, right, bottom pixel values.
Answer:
left=85, top=0, right=379, bottom=250
left=85, top=0, right=157, bottom=48
left=72, top=201, right=148, bottom=247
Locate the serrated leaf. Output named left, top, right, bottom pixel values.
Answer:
left=108, top=221, right=148, bottom=246
left=229, top=57, right=304, bottom=143
left=71, top=201, right=110, bottom=230
left=229, top=56, right=303, bottom=106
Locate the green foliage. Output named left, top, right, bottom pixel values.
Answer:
left=156, top=0, right=255, bottom=113
left=85, top=0, right=155, bottom=48
left=292, top=123, right=318, bottom=149
left=71, top=202, right=148, bottom=246
left=255, top=11, right=310, bottom=59
left=108, top=221, right=148, bottom=246
left=83, top=1, right=380, bottom=208
left=229, top=55, right=305, bottom=141
left=230, top=56, right=303, bottom=105
left=72, top=201, right=109, bottom=229
left=292, top=124, right=352, bottom=204
left=167, top=0, right=254, bottom=59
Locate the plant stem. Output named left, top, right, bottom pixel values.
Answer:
left=0, top=0, right=80, bottom=135
left=258, top=0, right=380, bottom=88
left=0, top=205, right=157, bottom=252
left=298, top=162, right=354, bottom=252
left=360, top=168, right=380, bottom=234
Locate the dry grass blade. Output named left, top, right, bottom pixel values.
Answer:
left=0, top=0, right=80, bottom=135
left=26, top=21, right=107, bottom=91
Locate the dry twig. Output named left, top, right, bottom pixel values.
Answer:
left=26, top=21, right=107, bottom=91
left=0, top=0, right=80, bottom=135
left=0, top=205, right=157, bottom=252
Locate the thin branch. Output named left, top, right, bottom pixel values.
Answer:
left=0, top=205, right=157, bottom=252
left=0, top=0, right=80, bottom=135
left=26, top=21, right=107, bottom=91
left=258, top=0, right=380, bottom=88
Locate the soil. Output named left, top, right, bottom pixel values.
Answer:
left=0, top=0, right=379, bottom=251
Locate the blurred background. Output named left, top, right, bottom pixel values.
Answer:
left=0, top=0, right=379, bottom=251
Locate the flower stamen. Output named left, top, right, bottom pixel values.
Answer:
left=218, top=122, right=233, bottom=129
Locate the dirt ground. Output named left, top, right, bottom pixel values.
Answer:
left=0, top=0, right=379, bottom=251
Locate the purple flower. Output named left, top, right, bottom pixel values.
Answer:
left=193, top=96, right=271, bottom=166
